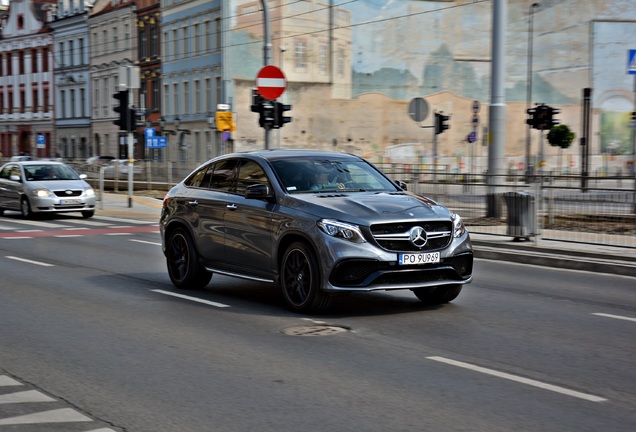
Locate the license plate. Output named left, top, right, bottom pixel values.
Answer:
left=398, top=252, right=440, bottom=265
left=60, top=199, right=81, bottom=205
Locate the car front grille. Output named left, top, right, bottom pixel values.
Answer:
left=330, top=253, right=473, bottom=288
left=370, top=221, right=453, bottom=252
left=52, top=190, right=83, bottom=197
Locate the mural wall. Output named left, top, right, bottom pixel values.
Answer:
left=227, top=0, right=636, bottom=171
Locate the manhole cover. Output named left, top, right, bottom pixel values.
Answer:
left=281, top=325, right=349, bottom=336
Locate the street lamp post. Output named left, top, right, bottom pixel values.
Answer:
left=525, top=2, right=539, bottom=181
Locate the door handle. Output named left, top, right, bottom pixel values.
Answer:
left=187, top=200, right=199, bottom=206
left=226, top=204, right=237, bottom=210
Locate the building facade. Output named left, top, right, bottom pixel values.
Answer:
left=0, top=0, right=56, bottom=158
left=88, top=0, right=137, bottom=159
left=50, top=0, right=92, bottom=159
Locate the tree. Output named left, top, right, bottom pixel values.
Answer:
left=547, top=124, right=575, bottom=174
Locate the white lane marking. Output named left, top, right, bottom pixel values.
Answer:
left=16, top=229, right=43, bottom=233
left=151, top=289, right=230, bottom=308
left=0, top=408, right=92, bottom=425
left=5, top=256, right=54, bottom=267
left=54, top=235, right=85, bottom=238
left=427, top=356, right=607, bottom=403
left=92, top=215, right=153, bottom=225
left=63, top=227, right=90, bottom=230
left=105, top=232, right=132, bottom=236
left=0, top=219, right=70, bottom=228
left=129, top=239, right=161, bottom=246
left=592, top=312, right=636, bottom=323
left=0, top=390, right=56, bottom=404
left=1, top=237, right=34, bottom=240
left=85, top=429, right=119, bottom=432
left=0, top=376, right=22, bottom=386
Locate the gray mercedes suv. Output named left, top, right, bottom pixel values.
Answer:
left=160, top=150, right=473, bottom=312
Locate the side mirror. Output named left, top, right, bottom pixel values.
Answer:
left=10, top=174, right=21, bottom=182
left=395, top=180, right=407, bottom=191
left=245, top=183, right=273, bottom=200
left=79, top=174, right=87, bottom=179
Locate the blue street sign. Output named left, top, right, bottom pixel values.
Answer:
left=147, top=136, right=167, bottom=149
left=145, top=128, right=156, bottom=139
left=36, top=134, right=46, bottom=148
left=628, top=49, right=636, bottom=75
left=467, top=131, right=477, bottom=143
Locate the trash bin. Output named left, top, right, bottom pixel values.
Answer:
left=503, top=191, right=536, bottom=241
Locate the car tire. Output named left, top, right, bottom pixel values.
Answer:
left=412, top=284, right=462, bottom=304
left=82, top=210, right=95, bottom=218
left=166, top=227, right=212, bottom=289
left=20, top=197, right=32, bottom=219
left=280, top=241, right=330, bottom=313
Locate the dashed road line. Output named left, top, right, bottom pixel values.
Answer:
left=427, top=356, right=607, bottom=403
left=6, top=256, right=55, bottom=267
left=592, top=312, right=636, bottom=323
left=151, top=289, right=231, bottom=308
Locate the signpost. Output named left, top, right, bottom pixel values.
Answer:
left=256, top=65, right=287, bottom=101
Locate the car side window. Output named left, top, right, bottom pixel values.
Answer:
left=209, top=159, right=238, bottom=192
left=184, top=164, right=209, bottom=188
left=0, top=165, right=12, bottom=180
left=235, top=160, right=270, bottom=196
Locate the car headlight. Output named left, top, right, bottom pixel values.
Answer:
left=317, top=219, right=366, bottom=243
left=451, top=212, right=466, bottom=238
left=33, top=189, right=53, bottom=198
left=85, top=188, right=95, bottom=197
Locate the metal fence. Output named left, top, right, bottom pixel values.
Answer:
left=68, top=160, right=636, bottom=250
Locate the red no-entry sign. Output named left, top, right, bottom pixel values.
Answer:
left=256, top=65, right=287, bottom=100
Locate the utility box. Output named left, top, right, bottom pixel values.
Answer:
left=503, top=191, right=536, bottom=241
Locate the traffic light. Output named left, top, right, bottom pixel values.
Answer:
left=251, top=88, right=265, bottom=114
left=533, top=104, right=551, bottom=130
left=129, top=107, right=145, bottom=129
left=113, top=90, right=129, bottom=131
left=275, top=102, right=292, bottom=128
left=548, top=106, right=560, bottom=129
left=526, top=107, right=536, bottom=127
left=435, top=112, right=450, bottom=135
left=259, top=101, right=275, bottom=128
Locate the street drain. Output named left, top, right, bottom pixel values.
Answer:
left=281, top=324, right=349, bottom=336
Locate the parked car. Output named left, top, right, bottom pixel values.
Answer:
left=9, top=155, right=32, bottom=162
left=0, top=161, right=96, bottom=218
left=101, top=159, right=144, bottom=179
left=86, top=155, right=115, bottom=165
left=160, top=150, right=473, bottom=313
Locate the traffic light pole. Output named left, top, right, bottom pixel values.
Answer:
left=259, top=0, right=272, bottom=149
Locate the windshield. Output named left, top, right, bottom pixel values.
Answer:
left=271, top=158, right=399, bottom=193
left=24, top=165, right=81, bottom=181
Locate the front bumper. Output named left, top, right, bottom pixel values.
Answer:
left=31, top=196, right=97, bottom=213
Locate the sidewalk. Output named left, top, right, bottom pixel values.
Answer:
left=97, top=192, right=636, bottom=277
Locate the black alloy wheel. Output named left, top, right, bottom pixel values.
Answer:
left=166, top=227, right=212, bottom=289
left=280, top=241, right=329, bottom=313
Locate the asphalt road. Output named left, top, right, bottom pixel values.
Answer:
left=0, top=214, right=635, bottom=432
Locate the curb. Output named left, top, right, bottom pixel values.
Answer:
left=473, top=242, right=636, bottom=277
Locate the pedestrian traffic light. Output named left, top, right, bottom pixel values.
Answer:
left=113, top=90, right=129, bottom=131
left=275, top=102, right=292, bottom=128
left=435, top=112, right=450, bottom=135
left=129, top=106, right=145, bottom=129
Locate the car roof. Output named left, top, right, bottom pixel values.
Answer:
left=3, top=161, right=66, bottom=167
left=225, top=149, right=363, bottom=162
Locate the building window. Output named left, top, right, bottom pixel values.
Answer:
left=151, top=79, right=159, bottom=110
left=205, top=78, right=211, bottom=113
left=33, top=89, right=39, bottom=112
left=192, top=23, right=199, bottom=56
left=294, top=41, right=307, bottom=69
left=172, top=29, right=178, bottom=61
left=124, top=24, right=130, bottom=50
left=70, top=89, right=76, bottom=118
left=69, top=40, right=74, bottom=66
left=17, top=14, right=24, bottom=30
left=103, top=30, right=108, bottom=55
left=20, top=90, right=25, bottom=113
left=150, top=26, right=158, bottom=57
left=80, top=88, right=86, bottom=117
left=79, top=38, right=85, bottom=65
left=61, top=90, right=66, bottom=118
left=163, top=83, right=169, bottom=115
left=338, top=48, right=345, bottom=77
left=6, top=53, right=12, bottom=75
left=43, top=89, right=49, bottom=112
left=18, top=51, right=25, bottom=75
left=31, top=49, right=37, bottom=73
left=140, top=29, right=147, bottom=59
left=183, top=81, right=190, bottom=115
left=173, top=83, right=178, bottom=116
left=319, top=45, right=327, bottom=73
left=215, top=17, right=221, bottom=52
left=194, top=80, right=200, bottom=114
